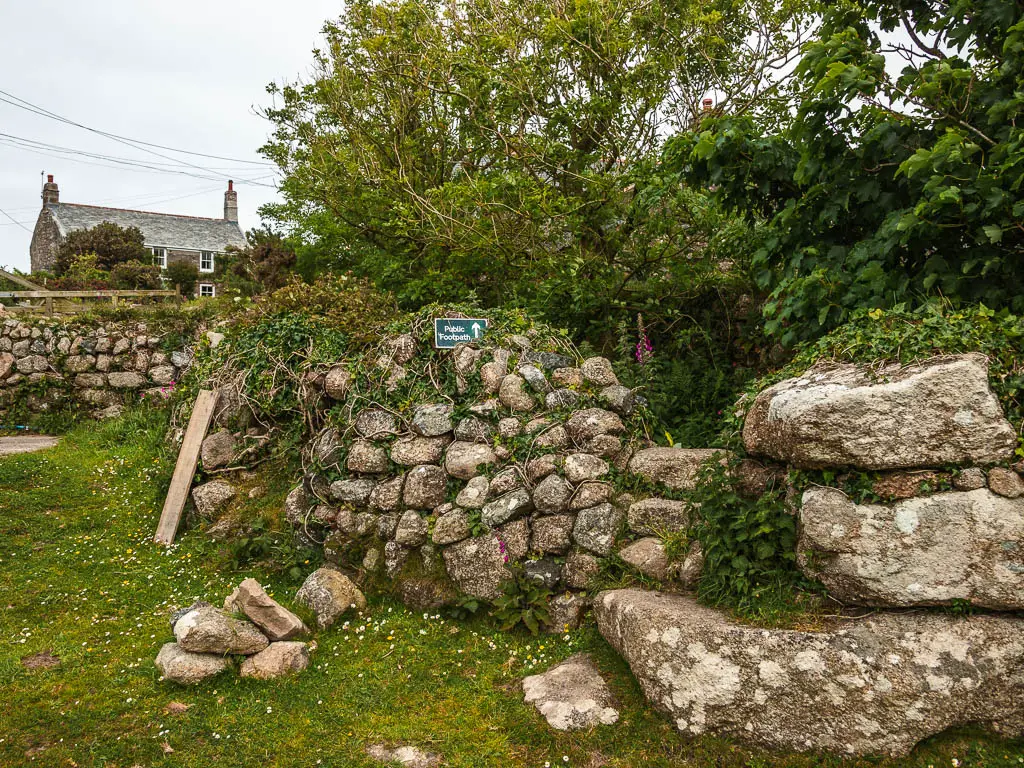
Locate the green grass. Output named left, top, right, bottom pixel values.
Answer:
left=0, top=411, right=1022, bottom=767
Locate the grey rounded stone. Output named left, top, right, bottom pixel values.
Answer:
left=572, top=504, right=624, bottom=556
left=354, top=409, right=400, bottom=438
left=531, top=513, right=575, bottom=554
left=455, top=475, right=490, bottom=509
left=532, top=474, right=572, bottom=514
left=403, top=465, right=448, bottom=509
left=518, top=364, right=552, bottom=393
left=618, top=538, right=669, bottom=580
left=240, top=641, right=310, bottom=679
left=173, top=606, right=268, bottom=655
left=369, top=475, right=405, bottom=511
left=580, top=357, right=618, bottom=386
left=565, top=409, right=625, bottom=443
left=395, top=510, right=429, bottom=546
left=191, top=479, right=236, bottom=518
left=522, top=653, right=619, bottom=730
left=391, top=435, right=451, bottom=466
left=155, top=643, right=230, bottom=685
left=347, top=440, right=390, bottom=474
left=295, top=567, right=367, bottom=629
left=568, top=482, right=613, bottom=511
left=445, top=441, right=498, bottom=480
left=564, top=453, right=609, bottom=483
left=433, top=508, right=472, bottom=545
left=482, top=488, right=533, bottom=527
left=411, top=404, right=454, bottom=437
left=499, top=373, right=537, bottom=411
left=324, top=365, right=353, bottom=399
left=329, top=478, right=377, bottom=506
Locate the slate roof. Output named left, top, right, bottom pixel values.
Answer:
left=46, top=203, right=246, bottom=252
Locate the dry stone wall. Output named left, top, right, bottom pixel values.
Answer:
left=268, top=329, right=711, bottom=623
left=0, top=316, right=193, bottom=419
left=595, top=352, right=1024, bottom=756
left=741, top=353, right=1024, bottom=608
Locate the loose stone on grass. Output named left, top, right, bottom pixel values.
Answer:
left=191, top=480, right=236, bottom=518
left=366, top=745, right=441, bottom=768
left=522, top=653, right=619, bottom=730
left=295, top=567, right=367, bottom=629
left=224, top=578, right=308, bottom=641
left=239, top=641, right=310, bottom=680
left=155, top=643, right=231, bottom=686
left=173, top=605, right=268, bottom=655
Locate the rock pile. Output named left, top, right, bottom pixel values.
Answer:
left=0, top=317, right=192, bottom=417
left=595, top=353, right=1024, bottom=755
left=156, top=578, right=321, bottom=685
left=522, top=653, right=619, bottom=730
left=284, top=328, right=711, bottom=628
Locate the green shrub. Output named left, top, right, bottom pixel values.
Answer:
left=492, top=564, right=553, bottom=635
left=110, top=260, right=161, bottom=289
left=165, top=261, right=199, bottom=298
left=727, top=302, right=1024, bottom=454
left=687, top=458, right=807, bottom=624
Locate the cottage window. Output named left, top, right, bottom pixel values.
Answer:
left=199, top=283, right=215, bottom=298
left=152, top=247, right=167, bottom=269
left=200, top=251, right=215, bottom=273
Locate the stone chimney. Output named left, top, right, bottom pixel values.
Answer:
left=702, top=98, right=714, bottom=113
left=42, top=174, right=59, bottom=206
left=224, top=179, right=238, bottom=223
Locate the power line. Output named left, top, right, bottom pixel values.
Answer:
left=1, top=182, right=235, bottom=214
left=0, top=133, right=278, bottom=185
left=0, top=88, right=275, bottom=166
left=0, top=132, right=270, bottom=172
left=0, top=89, right=278, bottom=186
left=0, top=205, right=31, bottom=232
left=0, top=136, right=279, bottom=188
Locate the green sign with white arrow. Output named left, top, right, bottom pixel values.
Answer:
left=434, top=318, right=488, bottom=348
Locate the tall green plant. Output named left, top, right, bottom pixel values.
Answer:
left=668, top=0, right=1024, bottom=345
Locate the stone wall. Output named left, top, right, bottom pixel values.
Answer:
left=595, top=352, right=1024, bottom=756
left=741, top=353, right=1024, bottom=609
left=0, top=316, right=193, bottom=419
left=191, top=328, right=711, bottom=625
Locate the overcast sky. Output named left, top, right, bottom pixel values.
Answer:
left=0, top=1, right=340, bottom=272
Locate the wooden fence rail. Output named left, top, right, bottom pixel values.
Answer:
left=0, top=281, right=180, bottom=314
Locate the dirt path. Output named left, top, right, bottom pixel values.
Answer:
left=0, top=436, right=60, bottom=456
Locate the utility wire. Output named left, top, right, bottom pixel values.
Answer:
left=0, top=89, right=277, bottom=187
left=0, top=205, right=31, bottom=232
left=0, top=136, right=278, bottom=187
left=0, top=133, right=277, bottom=184
left=0, top=132, right=270, bottom=172
left=0, top=88, right=275, bottom=166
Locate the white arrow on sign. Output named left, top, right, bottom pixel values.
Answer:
left=471, top=322, right=482, bottom=338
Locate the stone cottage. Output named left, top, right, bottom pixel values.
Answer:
left=29, top=176, right=246, bottom=297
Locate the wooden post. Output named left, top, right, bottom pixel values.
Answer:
left=175, top=283, right=182, bottom=306
left=154, top=389, right=220, bottom=545
left=45, top=297, right=53, bottom=316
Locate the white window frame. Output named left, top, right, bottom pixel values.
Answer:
left=199, top=283, right=216, bottom=298
left=151, top=247, right=167, bottom=269
left=199, top=251, right=215, bottom=273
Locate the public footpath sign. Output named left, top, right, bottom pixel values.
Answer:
left=434, top=317, right=488, bottom=348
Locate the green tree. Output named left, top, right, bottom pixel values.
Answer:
left=110, top=260, right=161, bottom=289
left=259, top=0, right=818, bottom=325
left=55, top=222, right=149, bottom=276
left=225, top=226, right=298, bottom=294
left=165, top=261, right=199, bottom=298
left=667, top=0, right=1024, bottom=345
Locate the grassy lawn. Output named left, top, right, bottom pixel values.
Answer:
left=0, top=411, right=1022, bottom=768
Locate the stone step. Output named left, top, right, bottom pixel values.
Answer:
left=594, top=588, right=1024, bottom=757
